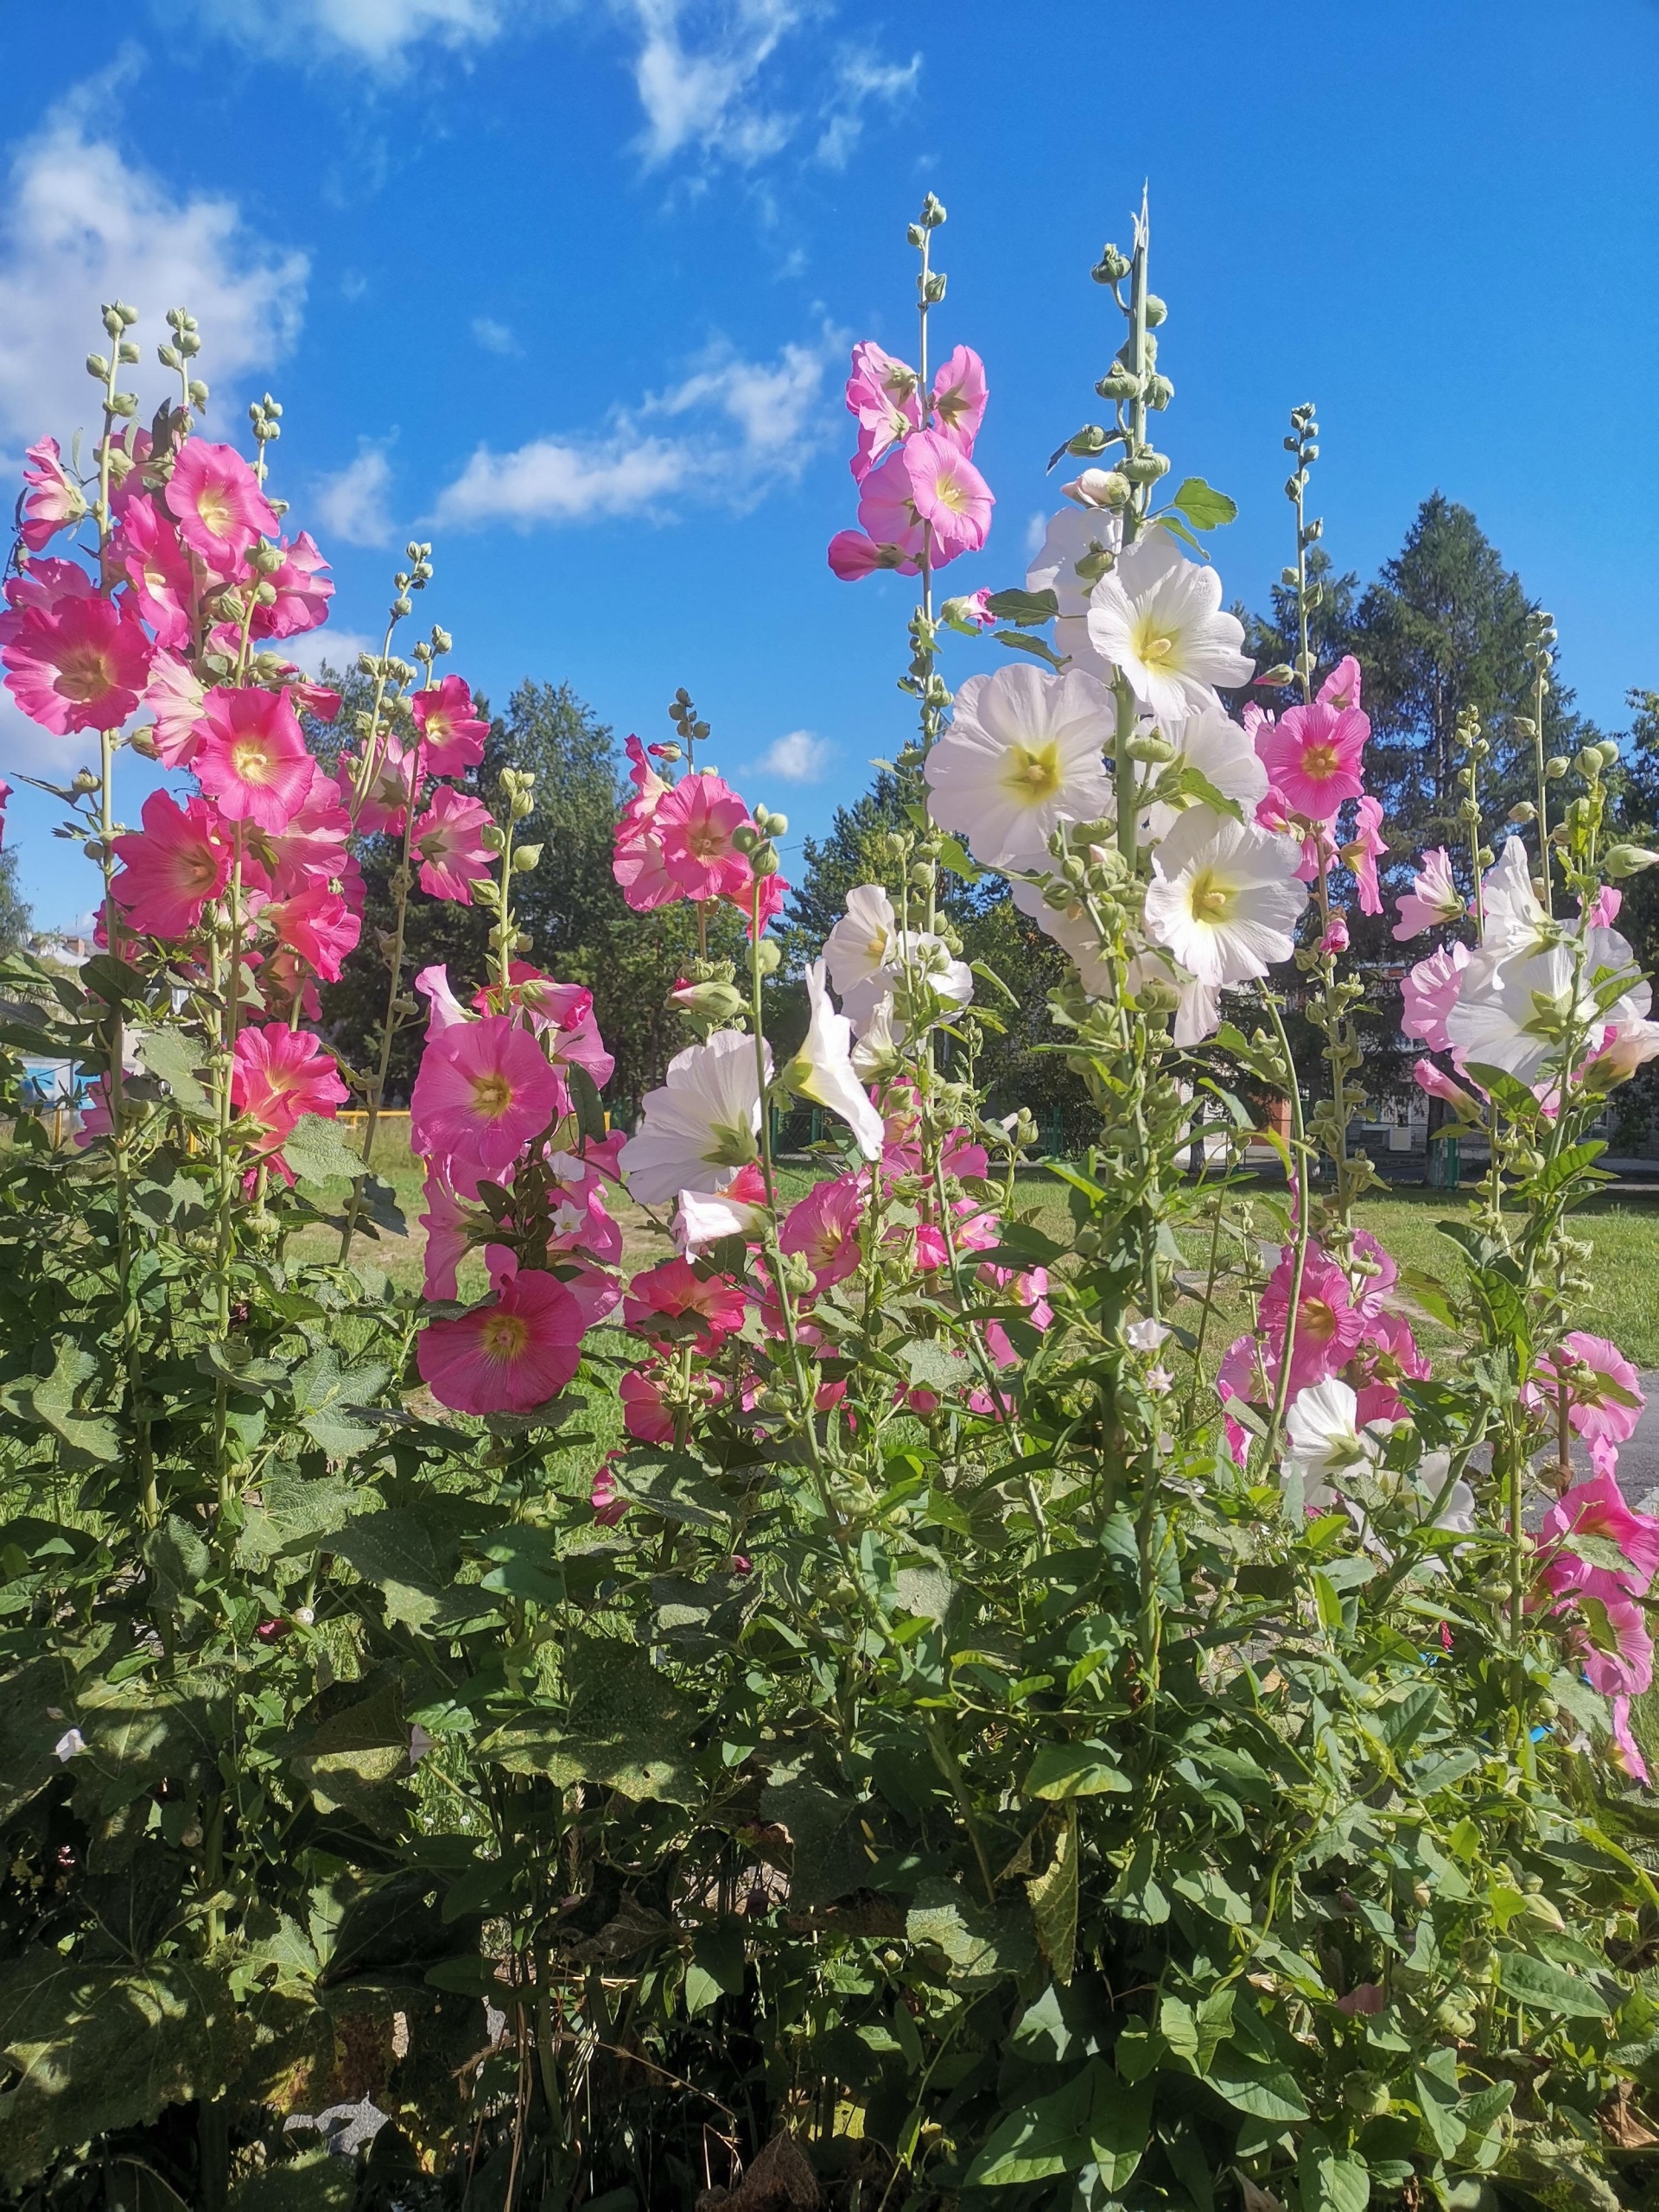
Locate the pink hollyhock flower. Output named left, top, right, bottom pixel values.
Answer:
left=655, top=772, right=753, bottom=902
left=167, top=440, right=279, bottom=569
left=1392, top=847, right=1463, bottom=940
left=510, top=968, right=616, bottom=1091
left=1319, top=912, right=1350, bottom=957
left=780, top=1174, right=865, bottom=1287
left=2, top=594, right=151, bottom=735
left=0, top=779, right=10, bottom=847
left=827, top=528, right=922, bottom=582
left=1260, top=1244, right=1364, bottom=1395
left=416, top=1268, right=585, bottom=1415
left=258, top=948, right=322, bottom=1025
left=344, top=735, right=416, bottom=838
left=984, top=1267, right=1054, bottom=1367
left=621, top=1366, right=677, bottom=1446
left=111, top=790, right=229, bottom=937
left=943, top=1129, right=990, bottom=1181
left=1414, top=1057, right=1480, bottom=1115
left=264, top=884, right=359, bottom=982
left=591, top=1459, right=630, bottom=1528
left=1342, top=794, right=1388, bottom=916
left=1317, top=654, right=1363, bottom=713
left=844, top=340, right=921, bottom=480
left=3, top=556, right=96, bottom=617
left=613, top=735, right=679, bottom=910
left=1349, top=1310, right=1429, bottom=1427
left=414, top=787, right=495, bottom=904
left=118, top=494, right=200, bottom=650
left=1537, top=1469, right=1659, bottom=1602
left=740, top=868, right=790, bottom=939
left=1255, top=785, right=1293, bottom=836
left=194, top=688, right=313, bottom=831
left=1573, top=1577, right=1655, bottom=1699
left=289, top=679, right=342, bottom=724
left=232, top=1026, right=347, bottom=1160
left=1531, top=1333, right=1646, bottom=1448
left=410, top=1014, right=562, bottom=1181
left=143, top=653, right=208, bottom=766
left=416, top=962, right=473, bottom=1039
left=258, top=762, right=353, bottom=895
left=931, top=345, right=988, bottom=451
left=253, top=533, right=333, bottom=639
left=953, top=1201, right=1001, bottom=1255
left=1611, top=1697, right=1649, bottom=1784
left=1255, top=700, right=1369, bottom=821
left=20, top=438, right=86, bottom=551
left=623, top=1256, right=747, bottom=1352
left=859, top=430, right=994, bottom=568
left=561, top=1260, right=622, bottom=1332
left=1218, top=1331, right=1274, bottom=1464
left=675, top=1161, right=770, bottom=1255
left=1350, top=1229, right=1400, bottom=1321
left=410, top=675, right=489, bottom=776
left=1587, top=884, right=1624, bottom=930
left=1401, top=940, right=1471, bottom=1053
left=910, top=1224, right=949, bottom=1271
left=420, top=1167, right=476, bottom=1300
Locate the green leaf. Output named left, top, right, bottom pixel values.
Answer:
left=136, top=1027, right=211, bottom=1116
left=1202, top=2044, right=1309, bottom=2121
left=30, top=1342, right=119, bottom=1465
left=1493, top=1947, right=1613, bottom=2018
left=1027, top=1808, right=1078, bottom=1981
left=994, top=630, right=1068, bottom=669
left=985, top=587, right=1059, bottom=628
left=1022, top=1741, right=1131, bottom=1801
left=282, top=1672, right=411, bottom=1839
left=936, top=834, right=982, bottom=883
left=1299, top=2131, right=1370, bottom=2212
left=282, top=1113, right=366, bottom=1187
left=906, top=1877, right=1035, bottom=1986
left=79, top=952, right=148, bottom=1007
left=964, top=2063, right=1150, bottom=2190
left=1376, top=1683, right=1441, bottom=1756
left=567, top=1062, right=608, bottom=1145
left=1411, top=2047, right=1465, bottom=2158
left=291, top=1347, right=393, bottom=1461
left=1170, top=476, right=1237, bottom=530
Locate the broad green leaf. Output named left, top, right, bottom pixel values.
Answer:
left=282, top=1113, right=366, bottom=1186
left=906, top=1877, right=1035, bottom=1986
left=994, top=629, right=1068, bottom=669
left=1202, top=2044, right=1309, bottom=2121
left=1023, top=1741, right=1131, bottom=1801
left=985, top=586, right=1059, bottom=627
left=1299, top=2131, right=1370, bottom=2212
left=1170, top=476, right=1238, bottom=530
left=936, top=835, right=983, bottom=883
left=136, top=1027, right=210, bottom=1116
left=1027, top=1807, right=1078, bottom=1981
left=1493, top=1947, right=1613, bottom=2018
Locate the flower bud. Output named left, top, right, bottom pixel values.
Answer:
left=86, top=353, right=109, bottom=380
left=1066, top=424, right=1112, bottom=457
left=1064, top=467, right=1130, bottom=510
left=731, top=823, right=761, bottom=854
left=754, top=937, right=782, bottom=976
left=1599, top=739, right=1623, bottom=769
left=1545, top=755, right=1569, bottom=780
left=753, top=842, right=781, bottom=878
left=480, top=824, right=506, bottom=853
left=1095, top=366, right=1141, bottom=400
left=1091, top=244, right=1132, bottom=283
left=1506, top=800, right=1536, bottom=823
left=1574, top=746, right=1605, bottom=779
left=1126, top=732, right=1175, bottom=764
left=1121, top=449, right=1169, bottom=484
left=512, top=843, right=543, bottom=873
left=187, top=379, right=209, bottom=406
left=1257, top=664, right=1294, bottom=687
left=1145, top=372, right=1173, bottom=410
left=1604, top=844, right=1659, bottom=878
left=909, top=860, right=937, bottom=888
left=671, top=979, right=747, bottom=1021
left=1144, top=294, right=1167, bottom=326
left=109, top=392, right=137, bottom=418
left=117, top=340, right=140, bottom=365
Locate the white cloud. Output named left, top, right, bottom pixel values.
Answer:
left=0, top=76, right=308, bottom=458
left=626, top=0, right=802, bottom=166
left=1025, top=510, right=1050, bottom=558
left=283, top=627, right=379, bottom=680
left=816, top=48, right=920, bottom=168
left=435, top=325, right=841, bottom=530
left=473, top=316, right=523, bottom=356
left=314, top=446, right=398, bottom=549
left=168, top=0, right=519, bottom=67
left=751, top=729, right=830, bottom=783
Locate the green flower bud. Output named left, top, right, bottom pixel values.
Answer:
left=1126, top=733, right=1175, bottom=764
left=512, top=843, right=543, bottom=873
left=1599, top=739, right=1623, bottom=768
left=1507, top=800, right=1536, bottom=823
left=1258, top=664, right=1294, bottom=687
left=754, top=937, right=782, bottom=976
left=1091, top=244, right=1131, bottom=284
left=480, top=824, right=506, bottom=853
left=1066, top=424, right=1113, bottom=457
left=731, top=822, right=761, bottom=854
left=1574, top=746, right=1604, bottom=779
left=1604, top=844, right=1659, bottom=878
left=1143, top=294, right=1167, bottom=326
left=1121, top=449, right=1169, bottom=484
left=670, top=979, right=747, bottom=1021
left=1144, top=372, right=1173, bottom=410
left=86, top=353, right=109, bottom=380
left=1545, top=754, right=1570, bottom=779
left=1095, top=366, right=1141, bottom=400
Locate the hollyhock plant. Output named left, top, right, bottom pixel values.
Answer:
left=1343, top=793, right=1388, bottom=916
left=194, top=687, right=313, bottom=831
left=1536, top=1469, right=1659, bottom=1601
left=779, top=1174, right=865, bottom=1287
left=411, top=674, right=489, bottom=776
left=824, top=885, right=899, bottom=1027
left=416, top=1268, right=585, bottom=1415
left=1393, top=846, right=1463, bottom=939
left=844, top=340, right=921, bottom=480
left=925, top=663, right=1116, bottom=870
left=166, top=439, right=279, bottom=568
left=411, top=1014, right=563, bottom=1182
left=414, top=787, right=496, bottom=904
left=111, top=791, right=229, bottom=938
left=1446, top=933, right=1643, bottom=1084
left=1, top=593, right=152, bottom=735
left=1255, top=699, right=1369, bottom=820
left=1401, top=941, right=1471, bottom=1054
left=620, top=1365, right=677, bottom=1446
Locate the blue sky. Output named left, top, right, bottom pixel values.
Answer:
left=2, top=0, right=1656, bottom=926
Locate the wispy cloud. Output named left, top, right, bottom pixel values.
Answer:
left=626, top=0, right=800, bottom=167
left=435, top=325, right=842, bottom=529
left=473, top=316, right=523, bottom=356
left=166, top=0, right=522, bottom=68
left=749, top=729, right=831, bottom=783
left=312, top=446, right=399, bottom=549
left=0, top=62, right=308, bottom=454
left=816, top=47, right=921, bottom=168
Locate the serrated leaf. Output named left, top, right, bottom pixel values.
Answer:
left=1171, top=476, right=1237, bottom=530
left=281, top=1113, right=365, bottom=1187
left=136, top=1027, right=210, bottom=1116
left=984, top=586, right=1058, bottom=628
left=994, top=629, right=1068, bottom=669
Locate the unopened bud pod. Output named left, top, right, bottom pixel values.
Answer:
left=1574, top=746, right=1604, bottom=779
left=1121, top=449, right=1170, bottom=484
left=1599, top=739, right=1623, bottom=769
left=1259, top=664, right=1295, bottom=687
left=1091, top=244, right=1132, bottom=283
left=731, top=822, right=760, bottom=854
left=1507, top=800, right=1536, bottom=823
left=1127, top=732, right=1176, bottom=764
left=1143, top=294, right=1167, bottom=326
left=512, top=843, right=543, bottom=873
left=480, top=824, right=506, bottom=852
left=86, top=353, right=109, bottom=380
left=754, top=937, right=782, bottom=976
left=1545, top=755, right=1570, bottom=780
left=1604, top=845, right=1659, bottom=878
left=1096, top=366, right=1141, bottom=400
left=1144, top=372, right=1173, bottom=410
left=188, top=380, right=209, bottom=406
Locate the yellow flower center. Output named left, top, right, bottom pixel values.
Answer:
left=1301, top=1297, right=1338, bottom=1344
left=1186, top=868, right=1234, bottom=923
left=228, top=735, right=273, bottom=785
left=480, top=1311, right=530, bottom=1361
left=1301, top=741, right=1340, bottom=779
left=1131, top=616, right=1179, bottom=665
left=55, top=645, right=117, bottom=703
left=469, top=1071, right=514, bottom=1120
left=1000, top=741, right=1063, bottom=804
left=864, top=931, right=889, bottom=962
left=934, top=469, right=970, bottom=515
left=194, top=481, right=235, bottom=538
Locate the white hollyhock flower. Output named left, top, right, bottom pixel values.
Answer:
left=1139, top=703, right=1269, bottom=845
left=1446, top=925, right=1645, bottom=1084
left=676, top=1181, right=767, bottom=1255
left=1126, top=1318, right=1171, bottom=1351
left=1285, top=1377, right=1377, bottom=1505
left=824, top=885, right=898, bottom=1029
left=1085, top=531, right=1254, bottom=721
left=1143, top=805, right=1308, bottom=990
left=887, top=930, right=975, bottom=1023
left=1027, top=504, right=1122, bottom=674
left=1478, top=837, right=1549, bottom=961
left=1413, top=1449, right=1477, bottom=1535
left=620, top=1030, right=772, bottom=1205
left=783, top=963, right=887, bottom=1160
left=925, top=662, right=1116, bottom=870
left=850, top=995, right=903, bottom=1079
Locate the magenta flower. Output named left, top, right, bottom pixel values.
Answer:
left=827, top=529, right=922, bottom=582
left=1319, top=912, right=1350, bottom=957
left=232, top=1025, right=348, bottom=1164
left=414, top=787, right=495, bottom=904
left=143, top=652, right=208, bottom=766
left=1317, top=654, right=1363, bottom=713
left=1255, top=701, right=1368, bottom=822
left=1393, top=848, right=1464, bottom=940
left=1349, top=1310, right=1430, bottom=1427
left=264, top=885, right=359, bottom=982
left=257, top=762, right=353, bottom=896
left=111, top=791, right=230, bottom=937
left=613, top=735, right=680, bottom=911
left=844, top=340, right=921, bottom=481
left=20, top=438, right=86, bottom=551
left=623, top=1256, right=747, bottom=1352
left=420, top=1167, right=475, bottom=1300
left=416, top=1268, right=585, bottom=1415
left=1573, top=1578, right=1654, bottom=1700
left=591, top=1459, right=630, bottom=1527
left=859, top=430, right=993, bottom=568
left=254, top=533, right=333, bottom=639
left=166, top=440, right=279, bottom=569
left=655, top=772, right=753, bottom=902
left=1, top=593, right=152, bottom=735
left=780, top=1174, right=865, bottom=1287
left=118, top=494, right=200, bottom=650
left=1537, top=1469, right=1659, bottom=1603
left=194, top=688, right=313, bottom=831
left=1530, top=1334, right=1646, bottom=1449
left=1343, top=795, right=1388, bottom=916
left=350, top=734, right=419, bottom=837
left=1401, top=941, right=1471, bottom=1054
left=1611, top=1699, right=1650, bottom=1784
left=410, top=1014, right=562, bottom=1181
left=931, top=345, right=988, bottom=452
left=411, top=674, right=489, bottom=776
left=505, top=965, right=617, bottom=1090
left=3, top=556, right=96, bottom=617
left=621, top=1365, right=676, bottom=1446
left=1413, top=1057, right=1480, bottom=1116
left=1260, top=1243, right=1364, bottom=1396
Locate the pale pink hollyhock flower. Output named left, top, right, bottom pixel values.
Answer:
left=416, top=1268, right=585, bottom=1414
left=416, top=963, right=473, bottom=1040
left=1260, top=1243, right=1364, bottom=1397
left=1530, top=1333, right=1646, bottom=1449
left=931, top=345, right=988, bottom=451
left=908, top=1223, right=949, bottom=1271
left=591, top=1459, right=630, bottom=1528
left=1350, top=1311, right=1430, bottom=1428
left=20, top=437, right=86, bottom=550
left=1349, top=1229, right=1401, bottom=1322
left=1317, top=654, right=1363, bottom=713
left=780, top=1174, right=865, bottom=1287
left=1611, top=1697, right=1649, bottom=1784
left=289, top=679, right=342, bottom=725
left=1586, top=884, right=1624, bottom=930
left=1413, top=1057, right=1481, bottom=1115
left=561, top=1260, right=622, bottom=1332
left=1, top=594, right=152, bottom=735
left=1319, top=912, right=1350, bottom=957
left=623, top=1256, right=747, bottom=1351
left=502, top=966, right=617, bottom=1090
left=1537, top=1468, right=1659, bottom=1602
left=655, top=773, right=754, bottom=902
left=621, top=1365, right=676, bottom=1446
left=741, top=868, right=790, bottom=940
left=259, top=762, right=352, bottom=895
left=111, top=791, right=229, bottom=937
left=143, top=653, right=208, bottom=766
left=411, top=1014, right=562, bottom=1182
left=1342, top=794, right=1388, bottom=916
left=232, top=1025, right=347, bottom=1159
left=613, top=734, right=681, bottom=910
left=263, top=885, right=359, bottom=982
left=984, top=1266, right=1054, bottom=1368
left=420, top=1166, right=476, bottom=1300
left=1589, top=1014, right=1659, bottom=1085
left=1255, top=700, right=1368, bottom=821
left=118, top=494, right=200, bottom=650
left=1400, top=940, right=1471, bottom=1053
left=1255, top=785, right=1293, bottom=836
left=844, top=340, right=921, bottom=480
left=675, top=1161, right=770, bottom=1255
left=1573, top=1576, right=1654, bottom=1699
left=253, top=533, right=333, bottom=639
left=194, top=688, right=313, bottom=831
left=859, top=430, right=994, bottom=566
left=410, top=674, right=488, bottom=777
left=414, top=787, right=495, bottom=903
left=827, top=528, right=922, bottom=582
left=348, top=734, right=418, bottom=838
left=1392, top=847, right=1463, bottom=940
left=953, top=1200, right=1001, bottom=1255
left=166, top=440, right=279, bottom=569
left=942, top=1129, right=990, bottom=1181
left=1218, top=1331, right=1273, bottom=1464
